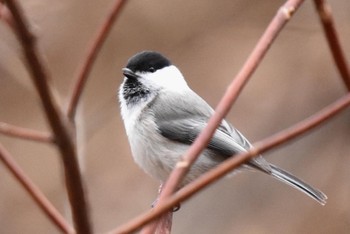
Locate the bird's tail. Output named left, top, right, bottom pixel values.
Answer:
left=269, top=164, right=327, bottom=205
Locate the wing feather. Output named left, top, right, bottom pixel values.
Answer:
left=152, top=90, right=247, bottom=157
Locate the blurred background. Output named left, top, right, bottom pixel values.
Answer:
left=1, top=0, right=350, bottom=233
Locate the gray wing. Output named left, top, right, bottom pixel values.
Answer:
left=158, top=117, right=247, bottom=157
left=151, top=90, right=255, bottom=158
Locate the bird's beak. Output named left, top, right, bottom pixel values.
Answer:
left=122, top=68, right=139, bottom=79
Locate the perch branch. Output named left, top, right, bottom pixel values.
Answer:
left=111, top=91, right=350, bottom=234
left=144, top=1, right=305, bottom=231
left=142, top=0, right=305, bottom=232
left=66, top=0, right=127, bottom=120
left=0, top=143, right=74, bottom=234
left=313, top=0, right=350, bottom=91
left=0, top=122, right=54, bottom=143
left=4, top=0, right=92, bottom=233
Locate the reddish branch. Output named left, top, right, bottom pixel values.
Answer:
left=4, top=0, right=91, bottom=233
left=111, top=91, right=350, bottom=234
left=66, top=0, right=127, bottom=120
left=0, top=122, right=54, bottom=143
left=313, top=0, right=350, bottom=91
left=144, top=0, right=305, bottom=233
left=157, top=0, right=304, bottom=201
left=0, top=143, right=74, bottom=234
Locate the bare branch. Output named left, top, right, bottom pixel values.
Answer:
left=0, top=122, right=54, bottom=143
left=148, top=0, right=305, bottom=225
left=0, top=143, right=74, bottom=234
left=4, top=0, right=91, bottom=233
left=139, top=0, right=305, bottom=232
left=110, top=91, right=350, bottom=234
left=66, top=0, right=127, bottom=120
left=313, top=0, right=350, bottom=91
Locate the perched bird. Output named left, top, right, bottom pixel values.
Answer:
left=119, top=51, right=327, bottom=205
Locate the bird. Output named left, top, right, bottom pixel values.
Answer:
left=118, top=50, right=327, bottom=205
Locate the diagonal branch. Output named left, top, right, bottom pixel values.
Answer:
left=141, top=1, right=305, bottom=232
left=111, top=91, right=350, bottom=234
left=0, top=143, right=74, bottom=234
left=66, top=0, right=127, bottom=120
left=151, top=0, right=305, bottom=224
left=0, top=122, right=54, bottom=143
left=313, top=0, right=350, bottom=91
left=4, top=0, right=92, bottom=233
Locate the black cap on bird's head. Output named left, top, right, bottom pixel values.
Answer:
left=122, top=51, right=171, bottom=79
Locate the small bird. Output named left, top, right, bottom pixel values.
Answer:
left=119, top=51, right=327, bottom=205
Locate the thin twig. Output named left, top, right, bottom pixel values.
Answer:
left=4, top=0, right=92, bottom=233
left=143, top=1, right=305, bottom=232
left=313, top=0, right=350, bottom=91
left=0, top=143, right=74, bottom=234
left=66, top=0, right=127, bottom=120
left=0, top=122, right=54, bottom=143
left=110, top=91, right=350, bottom=234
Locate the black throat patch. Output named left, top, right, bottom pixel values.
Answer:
left=122, top=78, right=151, bottom=106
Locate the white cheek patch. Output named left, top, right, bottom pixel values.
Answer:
left=143, top=65, right=190, bottom=93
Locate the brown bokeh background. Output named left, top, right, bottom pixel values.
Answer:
left=1, top=1, right=350, bottom=233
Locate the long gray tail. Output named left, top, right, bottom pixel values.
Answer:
left=268, top=164, right=327, bottom=205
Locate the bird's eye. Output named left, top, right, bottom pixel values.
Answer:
left=148, top=67, right=155, bottom=72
